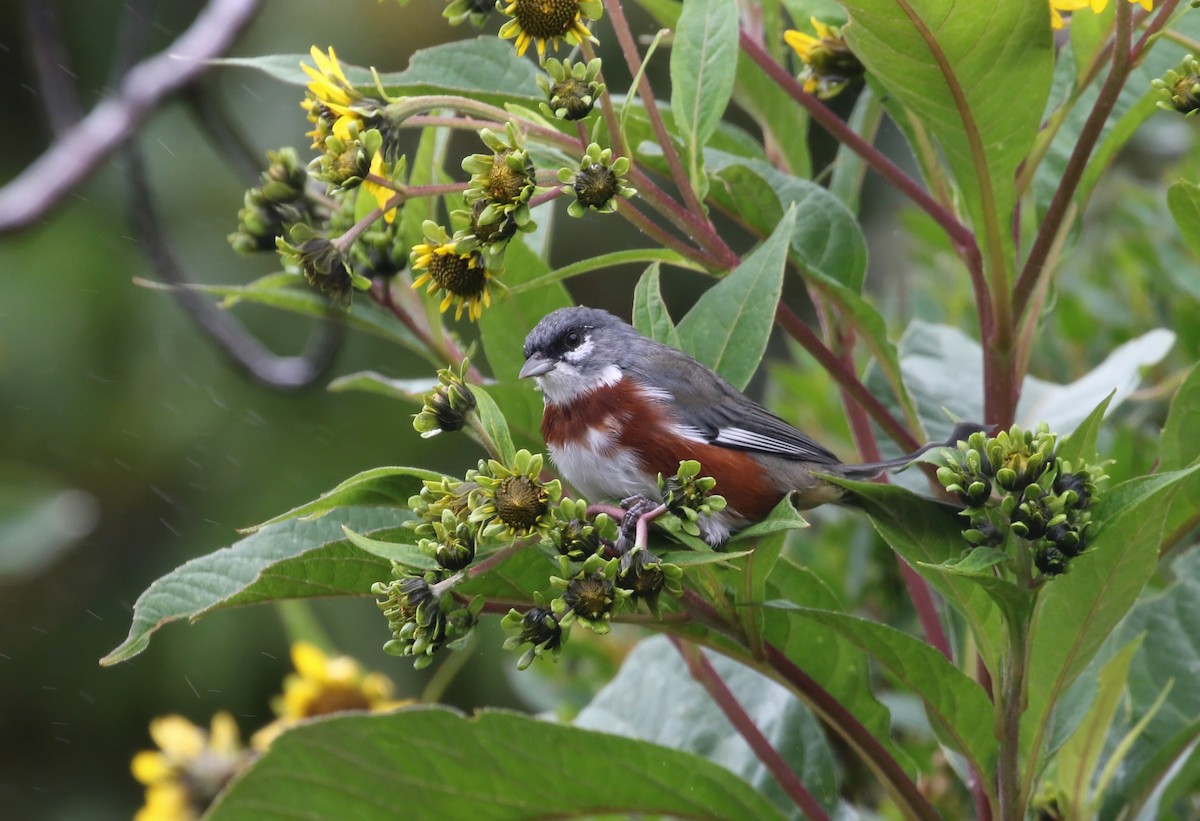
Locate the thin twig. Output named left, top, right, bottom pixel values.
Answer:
left=672, top=638, right=831, bottom=821
left=0, top=0, right=263, bottom=233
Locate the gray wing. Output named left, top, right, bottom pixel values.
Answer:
left=623, top=347, right=842, bottom=465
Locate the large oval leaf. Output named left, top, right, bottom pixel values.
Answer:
left=207, top=708, right=788, bottom=821
left=841, top=0, right=1053, bottom=263
left=101, top=507, right=406, bottom=665
left=676, top=206, right=796, bottom=389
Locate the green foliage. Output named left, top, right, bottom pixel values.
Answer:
left=87, top=2, right=1200, bottom=820
left=207, top=708, right=789, bottom=820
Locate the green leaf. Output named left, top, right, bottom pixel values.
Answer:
left=1169, top=180, right=1200, bottom=261
left=326, top=371, right=438, bottom=402
left=729, top=494, right=809, bottom=543
left=101, top=507, right=405, bottom=665
left=471, top=384, right=516, bottom=464
left=918, top=553, right=1032, bottom=645
left=670, top=0, right=740, bottom=189
left=706, top=151, right=868, bottom=291
left=575, top=635, right=840, bottom=815
left=505, top=248, right=703, bottom=296
left=208, top=708, right=789, bottom=821
left=1098, top=547, right=1200, bottom=816
left=1056, top=391, right=1114, bottom=467
left=658, top=549, right=753, bottom=568
left=134, top=275, right=432, bottom=361
left=1054, top=636, right=1143, bottom=819
left=1160, top=363, right=1200, bottom=472
left=733, top=45, right=811, bottom=178
left=479, top=237, right=572, bottom=383
left=248, top=466, right=449, bottom=531
left=775, top=606, right=997, bottom=783
left=216, top=38, right=541, bottom=106
left=631, top=263, right=681, bottom=347
left=1023, top=465, right=1200, bottom=770
left=676, top=206, right=796, bottom=390
left=829, top=477, right=1006, bottom=672
left=867, top=322, right=1173, bottom=476
left=339, top=526, right=437, bottom=572
left=759, top=554, right=908, bottom=770
left=921, top=546, right=1008, bottom=575
left=840, top=0, right=1052, bottom=265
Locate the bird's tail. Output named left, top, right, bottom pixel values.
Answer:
left=838, top=421, right=992, bottom=480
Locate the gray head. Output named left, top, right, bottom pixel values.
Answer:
left=520, top=306, right=642, bottom=403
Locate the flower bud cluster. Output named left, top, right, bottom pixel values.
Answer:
left=558, top=143, right=636, bottom=218
left=659, top=460, right=729, bottom=538
left=372, top=573, right=480, bottom=669
left=937, top=425, right=1106, bottom=579
left=500, top=490, right=685, bottom=667
left=538, top=58, right=605, bottom=121
left=1154, top=54, right=1200, bottom=117
left=412, top=361, right=478, bottom=438
left=229, top=148, right=316, bottom=254
left=275, top=227, right=370, bottom=307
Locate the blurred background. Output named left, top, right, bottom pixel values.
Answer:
left=2, top=1, right=1197, bottom=818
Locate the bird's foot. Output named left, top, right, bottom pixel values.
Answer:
left=616, top=495, right=664, bottom=553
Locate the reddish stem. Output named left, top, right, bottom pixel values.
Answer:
left=775, top=305, right=919, bottom=452
left=672, top=638, right=831, bottom=821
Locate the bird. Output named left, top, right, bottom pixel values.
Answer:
left=519, top=306, right=978, bottom=546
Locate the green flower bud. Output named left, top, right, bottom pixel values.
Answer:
left=616, top=548, right=682, bottom=614
left=538, top=57, right=605, bottom=121
left=501, top=602, right=565, bottom=670
left=1035, top=545, right=1069, bottom=577
left=413, top=361, right=477, bottom=439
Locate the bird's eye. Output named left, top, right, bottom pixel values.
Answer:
left=564, top=330, right=582, bottom=349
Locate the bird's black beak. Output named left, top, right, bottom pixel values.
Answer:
left=519, top=354, right=555, bottom=379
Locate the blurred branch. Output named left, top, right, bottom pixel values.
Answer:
left=184, top=84, right=263, bottom=185
left=22, top=0, right=83, bottom=135
left=126, top=147, right=345, bottom=390
left=0, top=0, right=262, bottom=234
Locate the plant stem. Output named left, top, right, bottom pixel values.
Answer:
left=762, top=642, right=941, bottom=821
left=603, top=0, right=707, bottom=219
left=626, top=167, right=740, bottom=269
left=999, top=545, right=1037, bottom=819
left=1012, top=0, right=1137, bottom=320
left=775, top=305, right=919, bottom=452
left=831, top=332, right=952, bottom=661
left=671, top=637, right=831, bottom=821
left=618, top=197, right=720, bottom=268
left=738, top=31, right=981, bottom=269
left=579, top=38, right=628, bottom=158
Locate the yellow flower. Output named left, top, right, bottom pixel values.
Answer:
left=131, top=712, right=249, bottom=821
left=252, top=642, right=409, bottom=749
left=498, top=0, right=603, bottom=61
left=783, top=18, right=863, bottom=99
left=364, top=152, right=399, bottom=223
left=1050, top=0, right=1151, bottom=30
left=301, top=46, right=364, bottom=147
left=1049, top=0, right=1091, bottom=29
left=411, top=221, right=494, bottom=321
left=1090, top=0, right=1153, bottom=11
